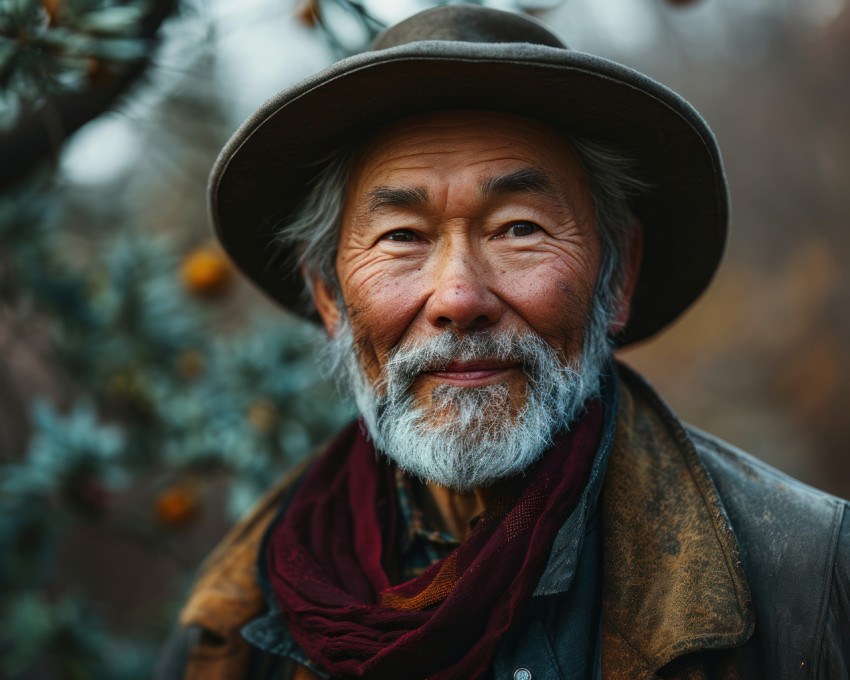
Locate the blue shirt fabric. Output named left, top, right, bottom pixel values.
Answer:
left=242, top=366, right=619, bottom=680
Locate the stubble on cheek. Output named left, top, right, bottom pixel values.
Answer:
left=347, top=307, right=387, bottom=389
left=552, top=281, right=594, bottom=362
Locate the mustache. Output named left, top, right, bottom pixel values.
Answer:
left=380, top=330, right=563, bottom=395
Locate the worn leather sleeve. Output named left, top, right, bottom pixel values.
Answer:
left=816, top=506, right=850, bottom=679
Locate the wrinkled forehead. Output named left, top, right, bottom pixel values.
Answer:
left=345, top=109, right=592, bottom=202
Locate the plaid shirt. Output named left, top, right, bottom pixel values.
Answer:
left=394, top=467, right=462, bottom=582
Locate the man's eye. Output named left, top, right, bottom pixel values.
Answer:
left=383, top=229, right=417, bottom=242
left=505, top=222, right=539, bottom=238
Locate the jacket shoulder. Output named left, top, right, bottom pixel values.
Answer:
left=153, top=455, right=314, bottom=680
left=687, top=425, right=849, bottom=674
left=179, top=456, right=310, bottom=633
left=687, top=424, right=848, bottom=521
left=688, top=424, right=847, bottom=536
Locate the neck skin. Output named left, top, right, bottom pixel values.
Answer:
left=416, top=477, right=528, bottom=540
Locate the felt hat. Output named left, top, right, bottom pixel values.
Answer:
left=209, top=4, right=728, bottom=347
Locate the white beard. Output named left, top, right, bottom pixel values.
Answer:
left=322, top=313, right=612, bottom=492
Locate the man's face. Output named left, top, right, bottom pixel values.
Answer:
left=325, top=110, right=601, bottom=395
left=312, top=110, right=616, bottom=489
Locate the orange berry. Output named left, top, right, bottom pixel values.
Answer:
left=180, top=248, right=233, bottom=297
left=42, top=0, right=61, bottom=24
left=85, top=57, right=113, bottom=86
left=177, top=349, right=204, bottom=379
left=154, top=484, right=199, bottom=527
left=246, top=399, right=278, bottom=433
left=296, top=0, right=320, bottom=28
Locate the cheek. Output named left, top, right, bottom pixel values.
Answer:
left=341, top=263, right=428, bottom=373
left=496, top=259, right=596, bottom=353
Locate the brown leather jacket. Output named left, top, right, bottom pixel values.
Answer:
left=155, top=366, right=850, bottom=679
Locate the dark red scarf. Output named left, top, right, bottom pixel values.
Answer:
left=266, top=403, right=602, bottom=679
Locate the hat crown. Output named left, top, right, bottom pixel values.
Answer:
left=371, top=4, right=566, bottom=51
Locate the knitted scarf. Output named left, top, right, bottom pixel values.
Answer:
left=266, top=403, right=602, bottom=679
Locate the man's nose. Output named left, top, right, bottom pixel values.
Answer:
left=424, top=246, right=503, bottom=332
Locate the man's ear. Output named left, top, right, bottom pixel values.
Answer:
left=305, top=265, right=342, bottom=336
left=609, top=219, right=643, bottom=335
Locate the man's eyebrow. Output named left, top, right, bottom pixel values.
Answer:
left=479, top=168, right=563, bottom=202
left=367, top=186, right=430, bottom=212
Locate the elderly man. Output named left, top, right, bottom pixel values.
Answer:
left=156, top=5, right=849, bottom=680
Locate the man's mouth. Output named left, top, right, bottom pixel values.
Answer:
left=425, top=360, right=520, bottom=387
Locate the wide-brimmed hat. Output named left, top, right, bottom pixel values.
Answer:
left=209, top=4, right=728, bottom=347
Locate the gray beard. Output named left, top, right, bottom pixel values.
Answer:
left=322, top=312, right=612, bottom=492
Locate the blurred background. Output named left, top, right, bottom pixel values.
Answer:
left=1, top=0, right=848, bottom=676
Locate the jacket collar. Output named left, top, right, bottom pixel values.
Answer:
left=601, top=364, right=754, bottom=677
left=180, top=364, right=756, bottom=676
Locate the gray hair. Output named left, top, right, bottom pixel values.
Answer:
left=276, top=132, right=647, bottom=335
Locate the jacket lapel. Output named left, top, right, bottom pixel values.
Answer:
left=601, top=365, right=755, bottom=677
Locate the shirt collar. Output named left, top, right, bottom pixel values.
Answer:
left=532, top=360, right=619, bottom=597
left=395, top=467, right=462, bottom=554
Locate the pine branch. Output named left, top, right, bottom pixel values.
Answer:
left=0, top=0, right=178, bottom=193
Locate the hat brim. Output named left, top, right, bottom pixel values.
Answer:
left=209, top=40, right=728, bottom=347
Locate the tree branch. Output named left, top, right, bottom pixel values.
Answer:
left=0, top=0, right=178, bottom=193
